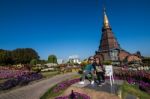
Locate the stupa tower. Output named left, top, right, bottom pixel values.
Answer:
left=95, top=7, right=142, bottom=64
left=96, top=8, right=124, bottom=62
left=98, top=8, right=121, bottom=51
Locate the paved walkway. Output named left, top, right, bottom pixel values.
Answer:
left=73, top=79, right=124, bottom=94
left=86, top=80, right=123, bottom=94
left=0, top=72, right=77, bottom=99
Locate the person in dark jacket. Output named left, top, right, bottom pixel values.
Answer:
left=93, top=57, right=105, bottom=86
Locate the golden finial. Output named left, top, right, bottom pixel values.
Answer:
left=103, top=8, right=110, bottom=28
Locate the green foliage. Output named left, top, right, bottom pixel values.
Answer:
left=41, top=71, right=59, bottom=78
left=0, top=49, right=14, bottom=65
left=40, top=84, right=62, bottom=99
left=48, top=55, right=57, bottom=63
left=30, top=59, right=38, bottom=65
left=12, top=48, right=39, bottom=64
left=38, top=60, right=47, bottom=64
left=0, top=48, right=39, bottom=65
left=120, top=82, right=150, bottom=99
left=40, top=75, right=80, bottom=99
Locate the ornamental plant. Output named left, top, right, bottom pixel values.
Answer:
left=0, top=72, right=43, bottom=90
left=113, top=69, right=150, bottom=94
left=52, top=78, right=80, bottom=93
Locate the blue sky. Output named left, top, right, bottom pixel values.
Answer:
left=0, top=0, right=150, bottom=60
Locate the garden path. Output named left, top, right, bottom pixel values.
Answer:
left=0, top=72, right=77, bottom=99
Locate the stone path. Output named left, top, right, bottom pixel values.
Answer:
left=87, top=80, right=124, bottom=94
left=73, top=79, right=124, bottom=94
left=0, top=72, right=77, bottom=99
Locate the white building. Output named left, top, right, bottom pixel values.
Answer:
left=68, top=55, right=81, bottom=64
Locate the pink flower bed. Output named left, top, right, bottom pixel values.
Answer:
left=0, top=66, right=29, bottom=79
left=52, top=78, right=80, bottom=93
left=114, top=69, right=150, bottom=94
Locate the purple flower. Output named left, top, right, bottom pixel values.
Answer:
left=52, top=78, right=80, bottom=93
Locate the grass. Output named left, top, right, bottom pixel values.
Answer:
left=41, top=71, right=60, bottom=78
left=120, top=82, right=150, bottom=99
left=40, top=84, right=65, bottom=99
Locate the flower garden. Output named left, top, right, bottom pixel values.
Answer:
left=114, top=68, right=150, bottom=94
left=0, top=66, right=43, bottom=90
left=40, top=66, right=150, bottom=99
left=40, top=78, right=91, bottom=99
left=0, top=66, right=29, bottom=79
left=52, top=78, right=80, bottom=93
left=1, top=65, right=150, bottom=99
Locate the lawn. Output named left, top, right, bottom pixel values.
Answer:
left=40, top=84, right=64, bottom=99
left=41, top=71, right=60, bottom=78
left=120, top=82, right=150, bottom=99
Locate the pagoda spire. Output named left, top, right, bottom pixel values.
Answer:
left=97, top=7, right=120, bottom=52
left=95, top=2, right=131, bottom=63
left=103, top=8, right=111, bottom=29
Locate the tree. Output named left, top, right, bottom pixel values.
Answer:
left=37, top=59, right=47, bottom=65
left=0, top=48, right=40, bottom=65
left=12, top=48, right=39, bottom=64
left=0, top=49, right=13, bottom=65
left=30, top=59, right=37, bottom=66
left=48, top=55, right=57, bottom=63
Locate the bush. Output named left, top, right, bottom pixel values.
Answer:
left=0, top=72, right=43, bottom=90
left=114, top=69, right=150, bottom=94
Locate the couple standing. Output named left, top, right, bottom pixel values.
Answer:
left=79, top=56, right=105, bottom=86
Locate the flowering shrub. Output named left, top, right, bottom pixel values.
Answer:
left=0, top=72, right=43, bottom=90
left=0, top=66, right=27, bottom=70
left=0, top=66, right=29, bottom=79
left=138, top=81, right=150, bottom=94
left=52, top=78, right=80, bottom=93
left=114, top=69, right=150, bottom=94
left=41, top=78, right=81, bottom=99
